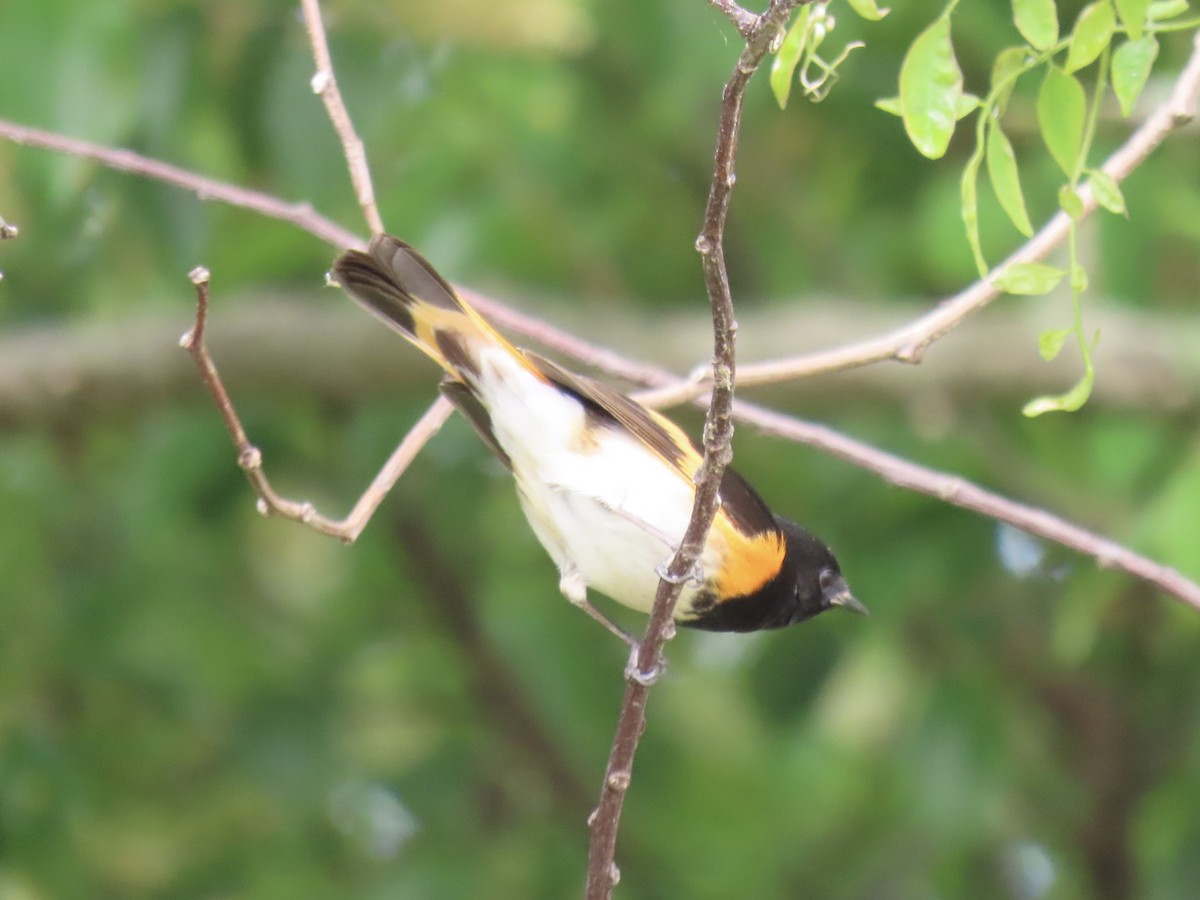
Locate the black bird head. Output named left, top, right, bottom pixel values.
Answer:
left=683, top=517, right=865, bottom=633
left=775, top=517, right=867, bottom=628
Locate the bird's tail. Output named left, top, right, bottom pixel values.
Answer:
left=332, top=234, right=527, bottom=384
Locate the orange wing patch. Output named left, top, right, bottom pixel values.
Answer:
left=711, top=513, right=787, bottom=600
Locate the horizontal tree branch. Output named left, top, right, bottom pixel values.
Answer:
left=3, top=298, right=1197, bottom=430
left=4, top=292, right=1197, bottom=610
left=735, top=398, right=1200, bottom=608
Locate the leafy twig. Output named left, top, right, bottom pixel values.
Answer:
left=635, top=27, right=1200, bottom=408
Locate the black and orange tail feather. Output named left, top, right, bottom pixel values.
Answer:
left=332, top=234, right=527, bottom=383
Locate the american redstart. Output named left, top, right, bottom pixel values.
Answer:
left=332, top=235, right=865, bottom=642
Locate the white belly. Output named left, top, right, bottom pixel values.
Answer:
left=473, top=347, right=709, bottom=613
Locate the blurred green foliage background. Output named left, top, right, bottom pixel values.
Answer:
left=1, top=1, right=1199, bottom=898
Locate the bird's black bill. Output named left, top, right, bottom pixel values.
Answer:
left=825, top=575, right=868, bottom=616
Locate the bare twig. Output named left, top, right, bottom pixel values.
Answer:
left=584, top=3, right=802, bottom=897
left=0, top=119, right=363, bottom=252
left=180, top=266, right=454, bottom=541
left=170, top=0, right=389, bottom=543
left=299, top=0, right=385, bottom=235
left=0, top=114, right=657, bottom=371
left=636, top=28, right=1200, bottom=409
left=734, top=399, right=1200, bottom=611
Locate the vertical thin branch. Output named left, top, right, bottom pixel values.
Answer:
left=300, top=0, right=385, bottom=235
left=583, top=3, right=803, bottom=897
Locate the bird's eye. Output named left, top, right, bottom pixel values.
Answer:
left=818, top=568, right=837, bottom=593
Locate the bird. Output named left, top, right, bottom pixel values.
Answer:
left=331, top=234, right=865, bottom=644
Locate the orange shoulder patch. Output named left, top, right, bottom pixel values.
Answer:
left=711, top=514, right=787, bottom=600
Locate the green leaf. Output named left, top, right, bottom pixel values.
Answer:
left=986, top=122, right=1034, bottom=236
left=899, top=6, right=963, bottom=159
left=961, top=150, right=987, bottom=275
left=993, top=262, right=1066, bottom=294
left=1024, top=326, right=1100, bottom=416
left=1112, top=35, right=1159, bottom=116
left=1037, top=67, right=1087, bottom=177
left=1038, top=327, right=1072, bottom=360
left=875, top=96, right=902, bottom=116
left=1022, top=366, right=1095, bottom=415
left=1066, top=1, right=1116, bottom=73
left=1070, top=264, right=1090, bottom=294
left=1114, top=0, right=1150, bottom=39
left=1086, top=167, right=1127, bottom=215
left=1149, top=0, right=1190, bottom=22
left=847, top=0, right=891, bottom=21
left=1013, top=0, right=1059, bottom=50
left=770, top=7, right=812, bottom=109
left=956, top=93, right=982, bottom=120
left=1058, top=184, right=1085, bottom=218
left=992, top=46, right=1032, bottom=114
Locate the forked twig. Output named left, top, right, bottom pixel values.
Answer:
left=167, top=0, right=401, bottom=543
left=180, top=266, right=454, bottom=542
